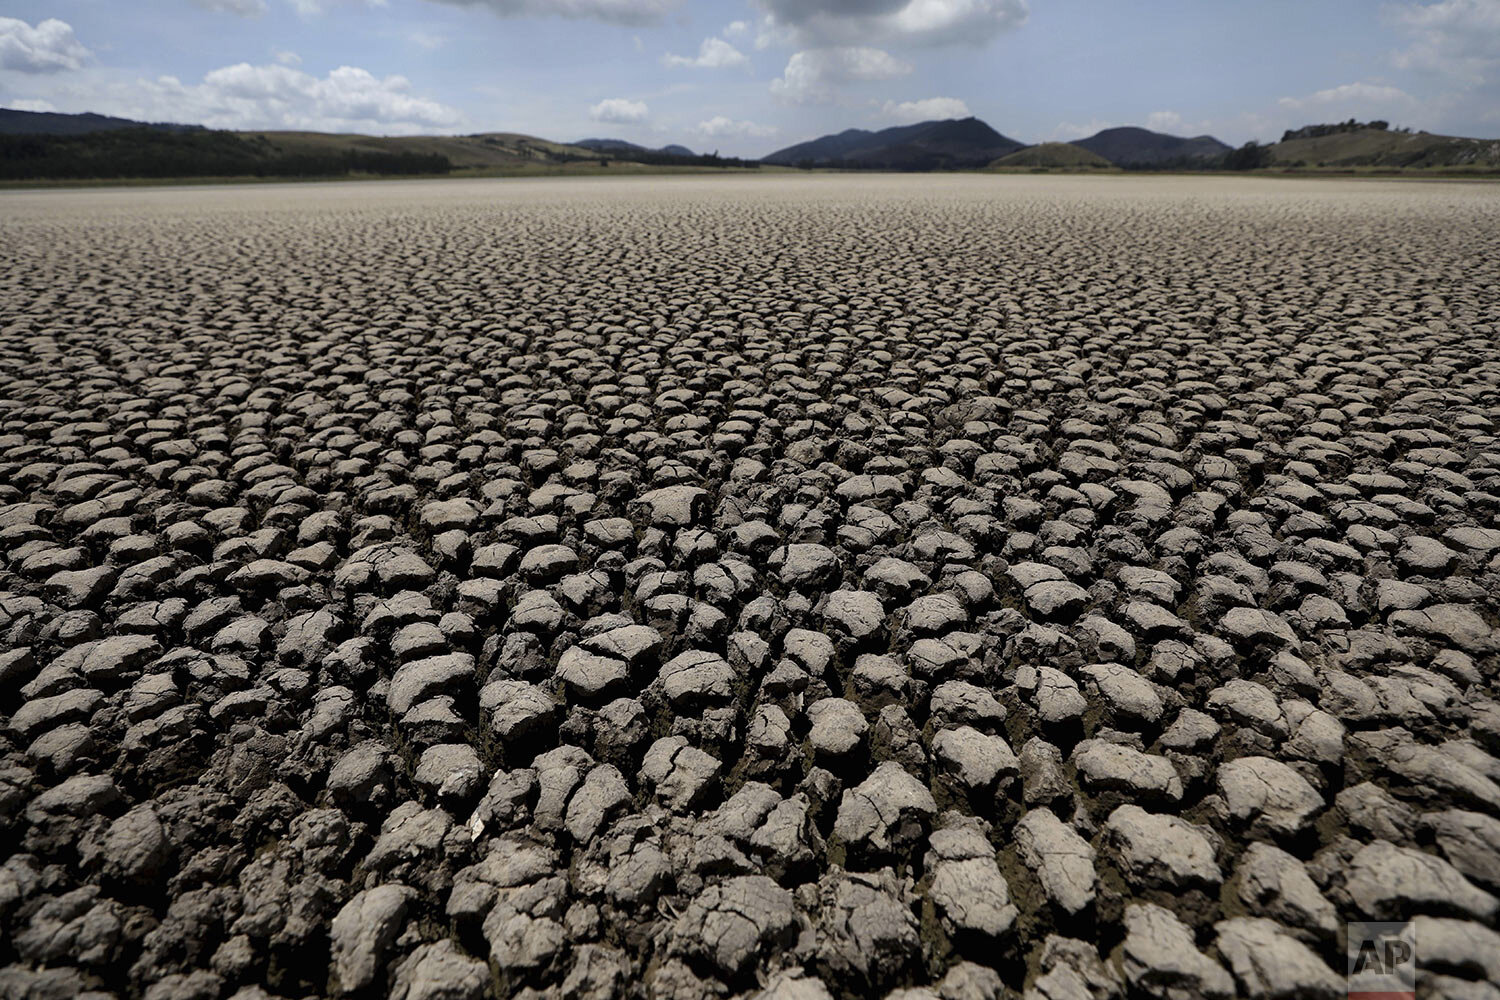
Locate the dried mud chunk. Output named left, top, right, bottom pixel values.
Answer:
left=655, top=650, right=736, bottom=708
left=807, top=697, right=869, bottom=761
left=1019, top=737, right=1072, bottom=808
left=327, top=740, right=394, bottom=805
left=555, top=646, right=629, bottom=700
left=928, top=856, right=1017, bottom=940
left=833, top=761, right=937, bottom=862
left=388, top=939, right=488, bottom=1000
left=670, top=875, right=799, bottom=979
left=1024, top=935, right=1121, bottom=1000
left=1389, top=604, right=1499, bottom=654
left=771, top=543, right=840, bottom=590
left=329, top=883, right=414, bottom=994
left=1105, top=804, right=1221, bottom=891
left=1344, top=840, right=1498, bottom=920
left=414, top=744, right=484, bottom=804
left=1409, top=915, right=1500, bottom=985
left=1072, top=740, right=1182, bottom=803
left=821, top=589, right=886, bottom=645
left=1422, top=809, right=1500, bottom=892
left=1120, top=902, right=1233, bottom=1000
left=481, top=680, right=559, bottom=744
left=565, top=764, right=631, bottom=842
left=1233, top=842, right=1337, bottom=940
left=102, top=803, right=172, bottom=885
left=1026, top=666, right=1087, bottom=727
left=640, top=736, right=720, bottom=812
left=633, top=485, right=708, bottom=528
left=1213, top=917, right=1341, bottom=999
left=932, top=726, right=1018, bottom=793
left=1014, top=808, right=1096, bottom=916
left=388, top=653, right=473, bottom=716
left=1215, top=756, right=1323, bottom=838
left=1219, top=607, right=1298, bottom=650
left=815, top=869, right=921, bottom=990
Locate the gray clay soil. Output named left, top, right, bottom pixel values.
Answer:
left=1, top=174, right=1499, bottom=1000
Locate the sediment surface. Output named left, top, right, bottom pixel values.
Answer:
left=2, top=174, right=1499, bottom=1000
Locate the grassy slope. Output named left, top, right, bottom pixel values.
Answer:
left=1269, top=128, right=1500, bottom=169
left=239, top=131, right=610, bottom=169
left=990, top=142, right=1112, bottom=168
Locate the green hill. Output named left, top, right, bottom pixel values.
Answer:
left=239, top=130, right=607, bottom=168
left=0, top=125, right=761, bottom=181
left=1267, top=128, right=1500, bottom=169
left=990, top=142, right=1112, bottom=168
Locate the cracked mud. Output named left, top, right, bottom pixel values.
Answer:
left=1, top=174, right=1499, bottom=1000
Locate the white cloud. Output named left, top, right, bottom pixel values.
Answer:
left=425, top=0, right=681, bottom=26
left=589, top=97, right=648, bottom=123
left=1049, top=118, right=1116, bottom=141
left=695, top=115, right=777, bottom=137
left=724, top=19, right=750, bottom=36
left=0, top=17, right=90, bottom=73
left=274, top=49, right=302, bottom=65
left=1277, top=81, right=1416, bottom=110
left=881, top=96, right=970, bottom=123
left=662, top=37, right=748, bottom=69
left=50, top=62, right=466, bottom=133
left=8, top=97, right=57, bottom=112
left=1388, top=0, right=1500, bottom=84
left=755, top=0, right=1027, bottom=48
left=1145, top=110, right=1183, bottom=132
left=770, top=46, right=911, bottom=104
left=288, top=0, right=390, bottom=15
left=190, top=0, right=269, bottom=15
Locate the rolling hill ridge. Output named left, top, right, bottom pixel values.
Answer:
left=1071, top=126, right=1230, bottom=167
left=762, top=117, right=1025, bottom=170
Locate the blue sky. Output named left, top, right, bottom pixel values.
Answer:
left=2, top=0, right=1497, bottom=156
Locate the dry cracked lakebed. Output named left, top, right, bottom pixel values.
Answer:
left=1, top=174, right=1499, bottom=1000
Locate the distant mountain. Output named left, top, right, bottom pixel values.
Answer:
left=0, top=108, right=203, bottom=136
left=991, top=142, right=1111, bottom=169
left=1267, top=127, right=1500, bottom=169
left=575, top=137, right=696, bottom=157
left=1072, top=126, right=1230, bottom=167
left=763, top=117, right=1025, bottom=170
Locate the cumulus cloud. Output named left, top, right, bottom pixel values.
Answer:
left=756, top=0, right=1028, bottom=48
left=662, top=37, right=748, bottom=69
left=695, top=115, right=777, bottom=137
left=0, top=17, right=90, bottom=73
left=87, top=63, right=466, bottom=133
left=190, top=0, right=269, bottom=15
left=770, top=46, right=911, bottom=103
left=1145, top=110, right=1183, bottom=132
left=1388, top=0, right=1500, bottom=84
left=1048, top=118, right=1116, bottom=141
left=881, top=96, right=970, bottom=123
left=1277, top=81, right=1416, bottom=109
left=589, top=97, right=648, bottom=123
left=425, top=0, right=680, bottom=26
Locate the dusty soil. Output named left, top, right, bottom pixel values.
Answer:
left=2, top=174, right=1499, bottom=1000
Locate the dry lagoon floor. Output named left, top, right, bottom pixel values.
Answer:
left=2, top=174, right=1500, bottom=1000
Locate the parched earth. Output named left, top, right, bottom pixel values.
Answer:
left=1, top=174, right=1499, bottom=1000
